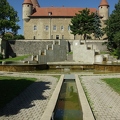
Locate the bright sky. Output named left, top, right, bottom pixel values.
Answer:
left=7, top=0, right=118, bottom=35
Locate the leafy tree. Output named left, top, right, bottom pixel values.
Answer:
left=13, top=34, right=25, bottom=40
left=3, top=33, right=25, bottom=40
left=0, top=53, right=3, bottom=60
left=93, top=12, right=103, bottom=39
left=104, top=0, right=120, bottom=58
left=70, top=8, right=95, bottom=40
left=0, top=0, right=20, bottom=36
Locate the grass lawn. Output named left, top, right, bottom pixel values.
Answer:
left=0, top=76, right=37, bottom=108
left=0, top=55, right=30, bottom=62
left=102, top=78, right=120, bottom=94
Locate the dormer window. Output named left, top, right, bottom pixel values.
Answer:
left=48, top=12, right=52, bottom=16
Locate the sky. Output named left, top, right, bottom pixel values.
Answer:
left=7, top=0, right=118, bottom=35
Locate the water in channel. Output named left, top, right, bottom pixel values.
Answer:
left=53, top=79, right=83, bottom=120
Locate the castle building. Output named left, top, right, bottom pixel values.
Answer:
left=22, top=0, right=109, bottom=40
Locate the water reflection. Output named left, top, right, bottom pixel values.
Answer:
left=53, top=79, right=83, bottom=120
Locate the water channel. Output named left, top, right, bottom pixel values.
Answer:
left=53, top=77, right=83, bottom=120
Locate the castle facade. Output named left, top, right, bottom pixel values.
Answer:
left=22, top=0, right=109, bottom=40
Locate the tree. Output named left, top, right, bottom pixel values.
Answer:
left=104, top=0, right=120, bottom=58
left=13, top=34, right=25, bottom=40
left=0, top=0, right=20, bottom=36
left=70, top=8, right=95, bottom=40
left=3, top=33, right=25, bottom=40
left=93, top=12, right=103, bottom=39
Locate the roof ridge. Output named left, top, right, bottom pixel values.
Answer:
left=31, top=7, right=97, bottom=17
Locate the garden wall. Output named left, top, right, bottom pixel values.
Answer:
left=2, top=39, right=107, bottom=58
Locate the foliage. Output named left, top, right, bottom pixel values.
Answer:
left=104, top=0, right=120, bottom=58
left=93, top=12, right=103, bottom=39
left=0, top=76, right=36, bottom=108
left=2, top=33, right=14, bottom=40
left=0, top=0, right=20, bottom=36
left=3, top=34, right=25, bottom=40
left=13, top=34, right=25, bottom=40
left=102, top=78, right=120, bottom=94
left=0, top=53, right=3, bottom=60
left=70, top=8, right=102, bottom=40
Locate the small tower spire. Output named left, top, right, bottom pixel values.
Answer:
left=99, top=0, right=109, bottom=7
left=99, top=0, right=109, bottom=39
left=23, top=0, right=33, bottom=5
left=98, top=0, right=109, bottom=20
left=22, top=0, right=33, bottom=21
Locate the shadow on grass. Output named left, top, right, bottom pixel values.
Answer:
left=0, top=79, right=51, bottom=116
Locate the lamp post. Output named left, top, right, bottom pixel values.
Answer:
left=48, top=12, right=52, bottom=39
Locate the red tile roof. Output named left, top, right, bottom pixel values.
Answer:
left=31, top=0, right=40, bottom=8
left=31, top=7, right=97, bottom=17
left=99, top=0, right=109, bottom=7
left=23, top=0, right=32, bottom=5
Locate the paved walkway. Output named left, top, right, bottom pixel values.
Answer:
left=80, top=74, right=120, bottom=120
left=0, top=72, right=120, bottom=120
left=0, top=72, right=58, bottom=120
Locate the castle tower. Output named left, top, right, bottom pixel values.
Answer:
left=99, top=0, right=109, bottom=39
left=22, top=0, right=33, bottom=22
left=99, top=0, right=109, bottom=20
left=31, top=0, right=40, bottom=8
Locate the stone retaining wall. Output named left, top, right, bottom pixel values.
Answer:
left=8, top=40, right=53, bottom=56
left=68, top=40, right=107, bottom=52
left=3, top=39, right=107, bottom=58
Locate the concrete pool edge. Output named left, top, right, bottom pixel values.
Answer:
left=75, top=74, right=95, bottom=120
left=41, top=74, right=95, bottom=120
left=40, top=74, right=64, bottom=120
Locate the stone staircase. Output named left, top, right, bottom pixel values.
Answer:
left=23, top=40, right=67, bottom=64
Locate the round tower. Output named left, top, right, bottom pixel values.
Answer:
left=99, top=0, right=109, bottom=20
left=22, top=0, right=33, bottom=22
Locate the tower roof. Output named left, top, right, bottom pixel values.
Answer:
left=99, top=0, right=109, bottom=7
left=23, top=0, right=33, bottom=5
left=31, top=0, right=40, bottom=8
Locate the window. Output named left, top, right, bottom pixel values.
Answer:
left=45, top=25, right=49, bottom=30
left=61, top=26, right=64, bottom=31
left=53, top=25, right=56, bottom=30
left=34, top=25, right=37, bottom=30
left=68, top=26, right=70, bottom=31
left=56, top=35, right=59, bottom=39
